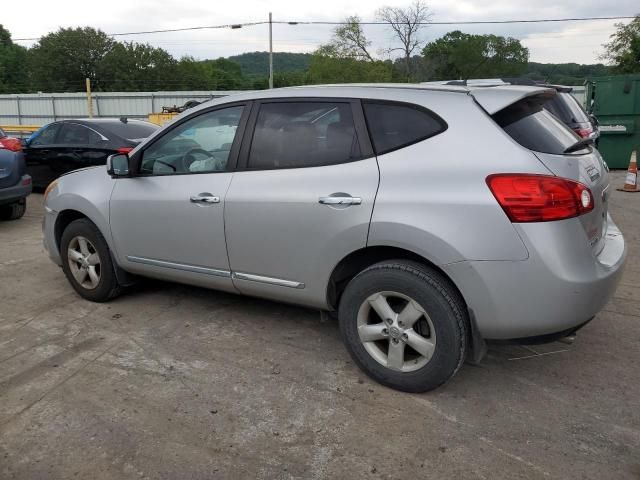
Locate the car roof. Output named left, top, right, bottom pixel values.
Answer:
left=183, top=83, right=554, bottom=118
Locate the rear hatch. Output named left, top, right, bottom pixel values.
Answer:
left=473, top=87, right=609, bottom=255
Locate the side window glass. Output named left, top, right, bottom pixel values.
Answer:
left=29, top=123, right=61, bottom=146
left=58, top=124, right=102, bottom=145
left=140, top=105, right=244, bottom=175
left=248, top=102, right=361, bottom=169
left=363, top=102, right=446, bottom=155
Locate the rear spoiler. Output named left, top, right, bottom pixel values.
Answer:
left=469, top=86, right=556, bottom=115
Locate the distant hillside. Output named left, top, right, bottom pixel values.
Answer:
left=227, top=52, right=312, bottom=76
left=523, top=62, right=612, bottom=85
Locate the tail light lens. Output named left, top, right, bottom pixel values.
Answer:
left=117, top=147, right=133, bottom=154
left=486, top=174, right=594, bottom=222
left=573, top=127, right=593, bottom=139
left=0, top=137, right=22, bottom=152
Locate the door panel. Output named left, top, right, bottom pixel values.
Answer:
left=224, top=100, right=378, bottom=308
left=109, top=104, right=248, bottom=292
left=110, top=173, right=235, bottom=291
left=225, top=160, right=379, bottom=307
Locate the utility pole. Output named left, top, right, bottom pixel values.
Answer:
left=268, top=12, right=273, bottom=89
left=85, top=78, right=94, bottom=118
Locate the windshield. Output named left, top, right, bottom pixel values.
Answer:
left=493, top=95, right=589, bottom=155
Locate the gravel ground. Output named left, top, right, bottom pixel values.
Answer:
left=0, top=170, right=638, bottom=480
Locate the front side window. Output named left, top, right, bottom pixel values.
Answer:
left=29, top=123, right=62, bottom=147
left=58, top=124, right=103, bottom=145
left=363, top=102, right=447, bottom=155
left=140, top=105, right=244, bottom=175
left=248, top=102, right=361, bottom=169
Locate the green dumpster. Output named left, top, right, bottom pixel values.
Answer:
left=586, top=74, right=640, bottom=169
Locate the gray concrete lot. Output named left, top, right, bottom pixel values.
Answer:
left=1, top=171, right=639, bottom=479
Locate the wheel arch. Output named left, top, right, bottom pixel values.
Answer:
left=327, top=245, right=487, bottom=363
left=327, top=245, right=460, bottom=310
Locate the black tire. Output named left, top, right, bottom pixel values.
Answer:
left=60, top=218, right=122, bottom=302
left=339, top=260, right=467, bottom=393
left=0, top=198, right=26, bottom=220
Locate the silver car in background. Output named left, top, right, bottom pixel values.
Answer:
left=42, top=84, right=626, bottom=392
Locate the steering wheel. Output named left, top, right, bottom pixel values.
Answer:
left=181, top=148, right=215, bottom=172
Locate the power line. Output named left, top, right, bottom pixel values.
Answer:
left=13, top=15, right=637, bottom=41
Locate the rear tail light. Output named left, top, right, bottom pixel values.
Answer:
left=573, top=127, right=593, bottom=139
left=117, top=147, right=133, bottom=154
left=0, top=137, right=22, bottom=152
left=486, top=174, right=594, bottom=222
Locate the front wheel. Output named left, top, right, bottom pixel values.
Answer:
left=60, top=218, right=122, bottom=302
left=339, top=261, right=467, bottom=392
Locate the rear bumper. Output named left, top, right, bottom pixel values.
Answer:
left=444, top=215, right=626, bottom=339
left=0, top=175, right=31, bottom=205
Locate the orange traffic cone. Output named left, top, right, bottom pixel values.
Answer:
left=617, top=150, right=640, bottom=193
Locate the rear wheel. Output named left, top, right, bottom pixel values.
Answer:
left=0, top=198, right=26, bottom=220
left=339, top=260, right=467, bottom=392
left=60, top=218, right=121, bottom=302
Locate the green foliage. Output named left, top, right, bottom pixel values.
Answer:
left=97, top=42, right=177, bottom=91
left=309, top=54, right=393, bottom=83
left=0, top=25, right=28, bottom=93
left=0, top=23, right=626, bottom=93
left=523, top=62, right=612, bottom=85
left=422, top=31, right=529, bottom=81
left=601, top=16, right=640, bottom=73
left=28, top=27, right=116, bottom=91
left=227, top=52, right=312, bottom=76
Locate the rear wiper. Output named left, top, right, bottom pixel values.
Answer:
left=564, top=137, right=594, bottom=154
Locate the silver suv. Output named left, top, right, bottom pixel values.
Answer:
left=42, top=84, right=626, bottom=392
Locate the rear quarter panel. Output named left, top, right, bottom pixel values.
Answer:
left=368, top=90, right=550, bottom=264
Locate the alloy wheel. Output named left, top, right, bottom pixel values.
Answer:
left=356, top=291, right=436, bottom=372
left=67, top=236, right=101, bottom=290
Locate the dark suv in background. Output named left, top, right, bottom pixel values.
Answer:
left=0, top=127, right=31, bottom=220
left=426, top=78, right=599, bottom=139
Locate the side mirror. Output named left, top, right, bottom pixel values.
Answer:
left=107, top=153, right=130, bottom=177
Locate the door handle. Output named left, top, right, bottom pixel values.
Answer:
left=318, top=195, right=362, bottom=205
left=190, top=194, right=220, bottom=204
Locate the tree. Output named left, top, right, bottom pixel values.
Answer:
left=28, top=27, right=115, bottom=91
left=601, top=16, right=640, bottom=73
left=422, top=31, right=529, bottom=81
left=0, top=25, right=29, bottom=93
left=308, top=54, right=393, bottom=83
left=324, top=16, right=374, bottom=61
left=98, top=42, right=177, bottom=91
left=377, top=1, right=432, bottom=80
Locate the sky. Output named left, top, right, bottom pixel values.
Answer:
left=4, top=0, right=639, bottom=64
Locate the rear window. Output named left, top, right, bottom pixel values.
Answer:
left=544, top=92, right=590, bottom=125
left=492, top=96, right=588, bottom=155
left=363, top=101, right=446, bottom=155
left=102, top=121, right=158, bottom=141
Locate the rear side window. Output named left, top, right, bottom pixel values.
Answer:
left=103, top=121, right=159, bottom=141
left=493, top=96, right=587, bottom=155
left=58, top=124, right=103, bottom=145
left=363, top=102, right=446, bottom=155
left=248, top=102, right=361, bottom=169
